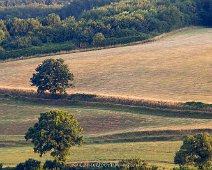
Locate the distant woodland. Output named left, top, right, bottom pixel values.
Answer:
left=0, top=0, right=211, bottom=59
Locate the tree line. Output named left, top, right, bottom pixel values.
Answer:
left=0, top=0, right=212, bottom=60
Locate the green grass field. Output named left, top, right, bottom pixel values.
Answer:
left=0, top=141, right=181, bottom=168
left=0, top=96, right=211, bottom=168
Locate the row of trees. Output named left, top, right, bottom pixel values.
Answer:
left=0, top=0, right=212, bottom=60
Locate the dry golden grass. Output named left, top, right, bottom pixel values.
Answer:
left=0, top=27, right=212, bottom=103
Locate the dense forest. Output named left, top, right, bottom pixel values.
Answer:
left=0, top=0, right=211, bottom=60
left=0, top=0, right=67, bottom=6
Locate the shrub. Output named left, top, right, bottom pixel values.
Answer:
left=96, top=34, right=150, bottom=47
left=184, top=102, right=212, bottom=109
left=16, top=163, right=25, bottom=170
left=15, top=159, right=41, bottom=170
left=43, top=160, right=66, bottom=170
left=0, top=163, right=2, bottom=170
left=0, top=41, right=76, bottom=60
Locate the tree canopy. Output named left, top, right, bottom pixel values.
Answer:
left=0, top=0, right=212, bottom=60
left=31, top=58, right=74, bottom=94
left=25, top=110, right=83, bottom=162
left=174, top=133, right=212, bottom=169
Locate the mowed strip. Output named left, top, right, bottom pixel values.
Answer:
left=0, top=27, right=212, bottom=103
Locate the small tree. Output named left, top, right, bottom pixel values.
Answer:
left=25, top=110, right=83, bottom=162
left=93, top=32, right=105, bottom=45
left=44, top=13, right=61, bottom=27
left=174, top=133, right=212, bottom=169
left=43, top=160, right=66, bottom=170
left=31, top=58, right=74, bottom=94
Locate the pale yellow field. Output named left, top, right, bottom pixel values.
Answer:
left=0, top=27, right=212, bottom=103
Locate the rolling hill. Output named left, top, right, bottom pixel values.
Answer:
left=0, top=95, right=211, bottom=167
left=0, top=27, right=212, bottom=168
left=0, top=27, right=211, bottom=103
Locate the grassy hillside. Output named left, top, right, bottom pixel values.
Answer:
left=0, top=27, right=212, bottom=103
left=0, top=95, right=211, bottom=167
left=1, top=96, right=211, bottom=137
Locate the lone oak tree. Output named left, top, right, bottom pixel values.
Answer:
left=174, top=133, right=212, bottom=169
left=25, top=110, right=83, bottom=162
left=31, top=58, right=74, bottom=94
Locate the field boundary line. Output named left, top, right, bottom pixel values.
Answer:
left=0, top=88, right=211, bottom=119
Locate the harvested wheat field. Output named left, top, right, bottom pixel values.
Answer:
left=0, top=27, right=212, bottom=103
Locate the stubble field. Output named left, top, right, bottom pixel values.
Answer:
left=0, top=27, right=211, bottom=103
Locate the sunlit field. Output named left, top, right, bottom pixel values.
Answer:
left=0, top=141, right=181, bottom=168
left=0, top=27, right=212, bottom=103
left=0, top=97, right=211, bottom=168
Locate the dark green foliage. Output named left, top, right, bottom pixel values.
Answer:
left=0, top=0, right=60, bottom=6
left=0, top=6, right=61, bottom=20
left=42, top=13, right=61, bottom=27
left=8, top=18, right=41, bottom=36
left=31, top=58, right=74, bottom=94
left=59, top=0, right=118, bottom=19
left=43, top=160, right=66, bottom=170
left=196, top=0, right=212, bottom=26
left=184, top=102, right=212, bottom=109
left=15, top=159, right=41, bottom=170
left=0, top=41, right=76, bottom=60
left=25, top=110, right=83, bottom=162
left=0, top=0, right=211, bottom=60
left=174, top=133, right=212, bottom=169
left=15, top=163, right=25, bottom=170
left=96, top=34, right=151, bottom=47
left=0, top=163, right=2, bottom=170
